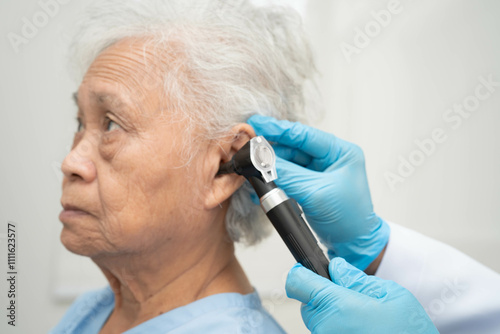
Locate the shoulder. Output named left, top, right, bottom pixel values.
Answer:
left=127, top=291, right=286, bottom=334
left=178, top=291, right=286, bottom=334
left=49, top=286, right=114, bottom=334
left=210, top=292, right=285, bottom=334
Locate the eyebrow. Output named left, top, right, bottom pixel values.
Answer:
left=94, top=93, right=121, bottom=105
left=72, top=91, right=126, bottom=107
left=72, top=90, right=135, bottom=122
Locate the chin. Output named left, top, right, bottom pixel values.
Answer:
left=60, top=227, right=103, bottom=257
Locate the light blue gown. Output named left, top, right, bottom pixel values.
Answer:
left=49, top=286, right=286, bottom=333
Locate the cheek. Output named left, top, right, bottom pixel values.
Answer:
left=97, top=159, right=201, bottom=251
left=94, top=124, right=210, bottom=252
left=96, top=140, right=152, bottom=241
left=97, top=167, right=155, bottom=249
left=99, top=132, right=126, bottom=161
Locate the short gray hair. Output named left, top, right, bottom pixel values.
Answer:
left=68, top=0, right=320, bottom=245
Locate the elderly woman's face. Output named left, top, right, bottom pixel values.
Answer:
left=60, top=39, right=216, bottom=257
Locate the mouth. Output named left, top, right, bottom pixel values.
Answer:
left=59, top=203, right=92, bottom=223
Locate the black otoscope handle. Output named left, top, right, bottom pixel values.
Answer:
left=249, top=177, right=331, bottom=280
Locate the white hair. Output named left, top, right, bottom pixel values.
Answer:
left=68, top=0, right=321, bottom=245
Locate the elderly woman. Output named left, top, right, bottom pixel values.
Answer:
left=51, top=0, right=315, bottom=333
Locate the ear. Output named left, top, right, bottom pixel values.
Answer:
left=203, top=123, right=256, bottom=210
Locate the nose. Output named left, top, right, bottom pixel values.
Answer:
left=61, top=136, right=97, bottom=183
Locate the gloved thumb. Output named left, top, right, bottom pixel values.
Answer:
left=285, top=263, right=341, bottom=304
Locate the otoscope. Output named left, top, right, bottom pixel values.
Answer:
left=218, top=136, right=331, bottom=280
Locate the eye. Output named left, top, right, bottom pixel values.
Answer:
left=76, top=117, right=84, bottom=132
left=105, top=117, right=121, bottom=132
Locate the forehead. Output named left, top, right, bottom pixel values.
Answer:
left=78, top=38, right=166, bottom=112
left=86, top=37, right=163, bottom=81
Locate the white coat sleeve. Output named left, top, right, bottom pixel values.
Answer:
left=375, top=222, right=500, bottom=334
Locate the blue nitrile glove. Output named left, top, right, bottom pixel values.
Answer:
left=247, top=115, right=390, bottom=270
left=286, top=258, right=439, bottom=334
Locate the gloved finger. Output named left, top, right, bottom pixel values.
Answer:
left=248, top=115, right=333, bottom=159
left=248, top=115, right=360, bottom=171
left=274, top=145, right=336, bottom=174
left=273, top=144, right=313, bottom=167
left=329, top=257, right=388, bottom=299
left=286, top=263, right=344, bottom=304
left=273, top=156, right=324, bottom=205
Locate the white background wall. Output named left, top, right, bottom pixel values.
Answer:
left=0, top=1, right=498, bottom=333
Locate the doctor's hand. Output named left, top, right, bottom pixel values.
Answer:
left=247, top=115, right=389, bottom=271
left=286, top=258, right=439, bottom=334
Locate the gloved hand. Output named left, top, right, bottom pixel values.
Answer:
left=286, top=258, right=439, bottom=334
left=247, top=115, right=390, bottom=270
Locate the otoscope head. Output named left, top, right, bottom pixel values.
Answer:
left=217, top=136, right=277, bottom=183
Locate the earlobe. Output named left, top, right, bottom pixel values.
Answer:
left=203, top=123, right=256, bottom=210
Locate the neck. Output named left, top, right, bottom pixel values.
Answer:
left=94, top=228, right=252, bottom=333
